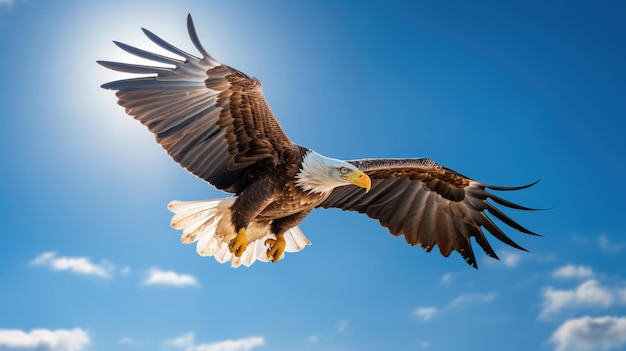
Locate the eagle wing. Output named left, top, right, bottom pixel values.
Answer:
left=98, top=14, right=297, bottom=193
left=318, top=158, right=540, bottom=268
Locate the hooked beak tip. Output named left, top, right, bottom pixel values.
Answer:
left=357, top=171, right=371, bottom=193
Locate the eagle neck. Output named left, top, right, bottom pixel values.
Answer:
left=295, top=150, right=344, bottom=195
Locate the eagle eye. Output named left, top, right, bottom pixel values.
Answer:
left=339, top=167, right=349, bottom=175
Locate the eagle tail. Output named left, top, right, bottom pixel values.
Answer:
left=167, top=198, right=311, bottom=267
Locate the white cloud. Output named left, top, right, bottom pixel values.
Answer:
left=0, top=328, right=90, bottom=351
left=190, top=337, right=264, bottom=351
left=167, top=333, right=195, bottom=348
left=598, top=234, right=625, bottom=254
left=575, top=234, right=626, bottom=254
left=411, top=292, right=496, bottom=323
left=553, top=264, right=595, bottom=280
left=447, top=292, right=497, bottom=309
left=0, top=0, right=13, bottom=7
left=483, top=250, right=529, bottom=268
left=414, top=307, right=437, bottom=321
left=500, top=251, right=523, bottom=268
left=550, top=316, right=626, bottom=351
left=143, top=267, right=198, bottom=287
left=166, top=333, right=264, bottom=351
left=540, top=280, right=616, bottom=319
left=30, top=252, right=114, bottom=278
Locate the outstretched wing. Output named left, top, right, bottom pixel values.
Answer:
left=98, top=14, right=298, bottom=193
left=318, top=158, right=540, bottom=268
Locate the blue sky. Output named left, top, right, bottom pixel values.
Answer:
left=1, top=1, right=625, bottom=351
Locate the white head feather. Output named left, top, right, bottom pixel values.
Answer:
left=295, top=150, right=361, bottom=194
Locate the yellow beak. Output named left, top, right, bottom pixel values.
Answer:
left=347, top=170, right=371, bottom=193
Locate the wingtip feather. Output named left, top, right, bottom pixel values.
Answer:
left=486, top=179, right=541, bottom=191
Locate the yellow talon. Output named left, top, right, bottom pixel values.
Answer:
left=229, top=228, right=248, bottom=257
left=265, top=233, right=286, bottom=263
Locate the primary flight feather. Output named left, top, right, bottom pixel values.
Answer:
left=98, top=14, right=540, bottom=268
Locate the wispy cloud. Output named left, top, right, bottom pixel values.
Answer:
left=572, top=234, right=625, bottom=254
left=539, top=279, right=623, bottom=319
left=166, top=332, right=264, bottom=351
left=597, top=234, right=625, bottom=254
left=550, top=316, right=626, bottom=351
left=414, top=307, right=437, bottom=321
left=120, top=266, right=132, bottom=276
left=482, top=249, right=531, bottom=268
left=119, top=336, right=135, bottom=345
left=30, top=252, right=115, bottom=278
left=143, top=267, right=199, bottom=287
left=447, top=292, right=497, bottom=309
left=0, top=0, right=13, bottom=7
left=552, top=264, right=595, bottom=280
left=306, top=335, right=318, bottom=344
left=0, top=328, right=90, bottom=351
left=167, top=333, right=195, bottom=349
left=500, top=251, right=524, bottom=268
left=336, top=320, right=350, bottom=334
left=412, top=292, right=496, bottom=323
left=440, top=272, right=453, bottom=284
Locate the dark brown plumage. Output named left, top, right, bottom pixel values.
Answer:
left=98, top=14, right=540, bottom=268
left=319, top=159, right=539, bottom=267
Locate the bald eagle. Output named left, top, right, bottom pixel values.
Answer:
left=98, top=14, right=539, bottom=268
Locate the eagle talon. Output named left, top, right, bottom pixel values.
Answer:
left=265, top=233, right=286, bottom=263
left=229, top=228, right=248, bottom=257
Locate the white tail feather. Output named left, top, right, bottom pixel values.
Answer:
left=167, top=198, right=311, bottom=267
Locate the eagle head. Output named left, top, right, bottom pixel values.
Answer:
left=295, top=151, right=371, bottom=195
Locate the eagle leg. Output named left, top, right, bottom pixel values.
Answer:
left=229, top=228, right=248, bottom=257
left=265, top=233, right=286, bottom=263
